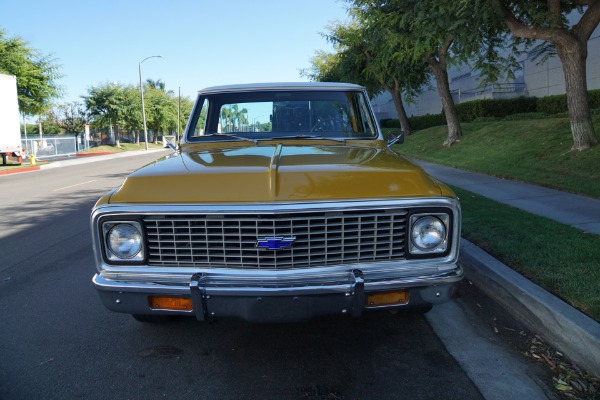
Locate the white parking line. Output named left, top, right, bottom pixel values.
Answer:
left=53, top=180, right=97, bottom=192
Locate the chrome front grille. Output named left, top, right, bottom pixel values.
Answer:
left=144, top=209, right=407, bottom=269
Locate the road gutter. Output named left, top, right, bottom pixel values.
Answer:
left=459, top=239, right=600, bottom=376
left=427, top=300, right=557, bottom=400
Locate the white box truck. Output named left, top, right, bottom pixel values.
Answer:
left=0, top=73, right=22, bottom=165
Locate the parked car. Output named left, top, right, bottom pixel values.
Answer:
left=90, top=82, right=462, bottom=323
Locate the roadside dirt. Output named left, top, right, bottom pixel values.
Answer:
left=457, top=280, right=599, bottom=400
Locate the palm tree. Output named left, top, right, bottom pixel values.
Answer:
left=146, top=79, right=175, bottom=95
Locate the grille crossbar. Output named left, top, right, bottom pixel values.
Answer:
left=144, top=209, right=407, bottom=269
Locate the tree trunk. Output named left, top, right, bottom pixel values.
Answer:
left=115, top=125, right=121, bottom=148
left=135, top=130, right=140, bottom=145
left=388, top=88, right=412, bottom=135
left=428, top=59, right=462, bottom=146
left=38, top=115, right=43, bottom=141
left=499, top=3, right=600, bottom=150
left=555, top=40, right=598, bottom=151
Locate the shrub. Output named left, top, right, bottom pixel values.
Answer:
left=380, top=118, right=401, bottom=128
left=380, top=89, right=600, bottom=129
left=587, top=90, right=600, bottom=108
left=455, top=97, right=538, bottom=122
left=536, top=89, right=600, bottom=115
left=381, top=114, right=448, bottom=131
left=537, top=94, right=568, bottom=114
left=408, top=113, right=446, bottom=130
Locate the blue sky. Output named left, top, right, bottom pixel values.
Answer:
left=2, top=0, right=349, bottom=103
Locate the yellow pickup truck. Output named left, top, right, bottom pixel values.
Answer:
left=91, top=82, right=462, bottom=323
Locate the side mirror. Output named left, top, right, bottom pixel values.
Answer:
left=387, top=130, right=404, bottom=147
left=162, top=135, right=178, bottom=151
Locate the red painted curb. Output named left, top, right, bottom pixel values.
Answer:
left=0, top=166, right=41, bottom=175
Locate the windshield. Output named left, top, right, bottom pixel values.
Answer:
left=186, top=90, right=378, bottom=142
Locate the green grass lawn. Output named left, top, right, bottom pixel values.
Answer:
left=78, top=142, right=165, bottom=153
left=395, top=115, right=600, bottom=198
left=392, top=115, right=600, bottom=320
left=455, top=186, right=600, bottom=321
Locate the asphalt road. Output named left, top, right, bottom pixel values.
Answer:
left=0, top=152, right=550, bottom=400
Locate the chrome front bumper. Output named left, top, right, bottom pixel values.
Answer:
left=93, top=265, right=463, bottom=323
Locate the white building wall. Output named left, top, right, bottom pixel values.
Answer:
left=524, top=54, right=566, bottom=97
left=586, top=36, right=600, bottom=91
left=372, top=25, right=600, bottom=121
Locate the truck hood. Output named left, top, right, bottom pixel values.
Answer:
left=108, top=144, right=443, bottom=203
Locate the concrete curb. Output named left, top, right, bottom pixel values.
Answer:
left=0, top=165, right=40, bottom=175
left=38, top=149, right=169, bottom=170
left=75, top=151, right=115, bottom=156
left=0, top=149, right=170, bottom=177
left=460, top=239, right=600, bottom=376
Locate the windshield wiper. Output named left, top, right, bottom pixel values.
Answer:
left=198, top=133, right=257, bottom=144
left=258, top=135, right=346, bottom=143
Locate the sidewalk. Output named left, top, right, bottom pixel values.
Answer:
left=416, top=160, right=600, bottom=235
left=0, top=149, right=169, bottom=176
left=415, top=159, right=600, bottom=376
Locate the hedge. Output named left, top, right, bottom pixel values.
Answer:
left=380, top=118, right=401, bottom=129
left=455, top=97, right=538, bottom=122
left=381, top=114, right=447, bottom=131
left=381, top=89, right=600, bottom=131
left=537, top=89, right=600, bottom=114
left=382, top=114, right=447, bottom=131
left=408, top=113, right=447, bottom=130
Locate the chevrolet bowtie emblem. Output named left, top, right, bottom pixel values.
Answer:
left=256, top=236, right=296, bottom=250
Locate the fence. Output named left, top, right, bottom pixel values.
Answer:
left=451, top=83, right=528, bottom=102
left=21, top=135, right=91, bottom=159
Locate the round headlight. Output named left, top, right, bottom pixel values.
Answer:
left=107, top=223, right=142, bottom=259
left=411, top=216, right=446, bottom=251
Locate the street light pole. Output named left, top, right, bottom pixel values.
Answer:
left=138, top=55, right=162, bottom=150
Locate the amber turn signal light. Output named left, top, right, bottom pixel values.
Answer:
left=366, top=291, right=409, bottom=307
left=149, top=296, right=192, bottom=311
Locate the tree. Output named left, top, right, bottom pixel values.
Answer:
left=304, top=16, right=430, bottom=135
left=146, top=78, right=166, bottom=92
left=83, top=79, right=190, bottom=147
left=144, top=87, right=177, bottom=143
left=141, top=80, right=190, bottom=142
left=348, top=0, right=516, bottom=146
left=177, top=96, right=194, bottom=138
left=121, top=86, right=143, bottom=144
left=48, top=101, right=89, bottom=134
left=302, top=50, right=347, bottom=83
left=82, top=83, right=128, bottom=147
left=44, top=101, right=90, bottom=149
left=228, top=104, right=248, bottom=131
left=347, top=0, right=461, bottom=145
left=28, top=116, right=61, bottom=135
left=473, top=0, right=600, bottom=151
left=219, top=105, right=248, bottom=132
left=0, top=28, right=62, bottom=116
left=145, top=78, right=175, bottom=96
